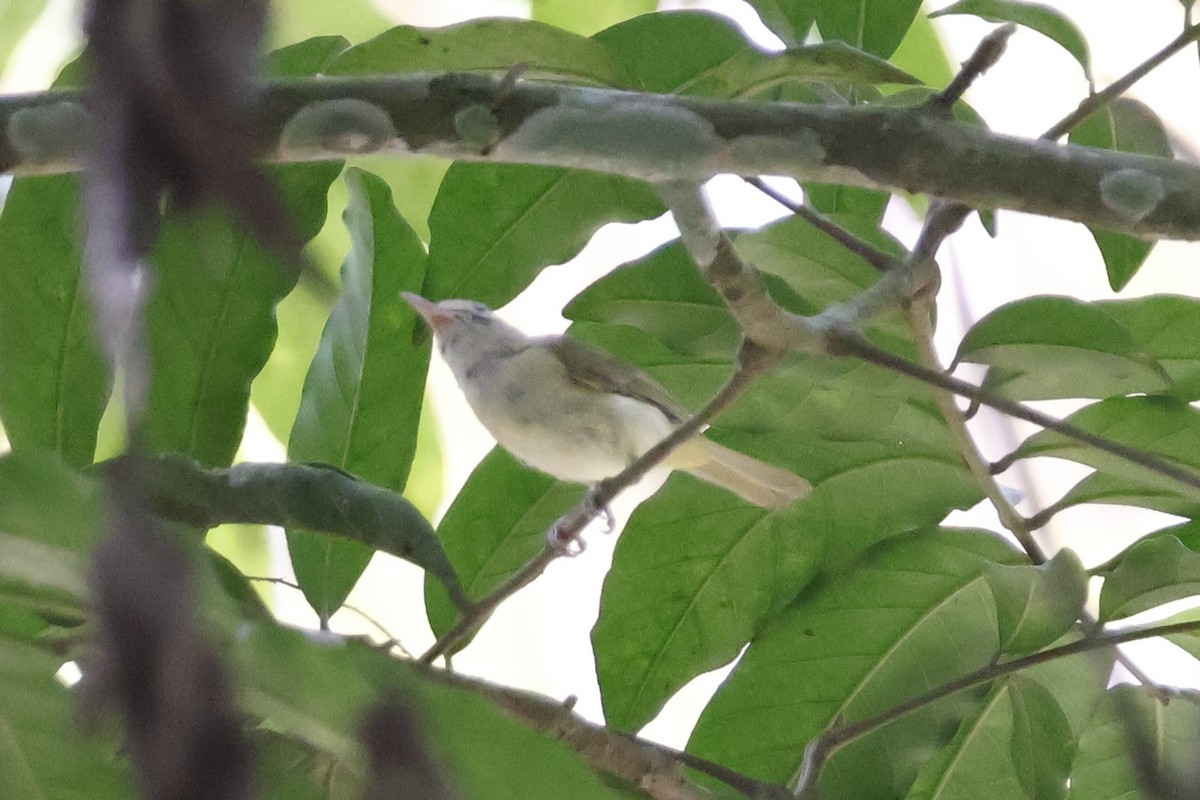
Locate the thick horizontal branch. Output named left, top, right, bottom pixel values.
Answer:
left=4, top=73, right=1200, bottom=239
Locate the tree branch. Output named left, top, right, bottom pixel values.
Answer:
left=741, top=177, right=897, bottom=272
left=906, top=302, right=1043, bottom=559
left=4, top=72, right=1200, bottom=239
left=423, top=666, right=791, bottom=800
left=1043, top=21, right=1200, bottom=141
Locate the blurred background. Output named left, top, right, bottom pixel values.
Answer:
left=2, top=0, right=1198, bottom=747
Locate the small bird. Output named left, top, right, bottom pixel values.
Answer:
left=403, top=293, right=811, bottom=510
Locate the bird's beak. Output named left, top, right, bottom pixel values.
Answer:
left=401, top=292, right=451, bottom=332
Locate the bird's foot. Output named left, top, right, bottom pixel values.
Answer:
left=547, top=522, right=587, bottom=555
left=587, top=483, right=616, bottom=533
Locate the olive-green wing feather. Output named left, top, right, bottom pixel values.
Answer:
left=542, top=335, right=686, bottom=423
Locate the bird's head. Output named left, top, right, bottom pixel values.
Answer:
left=401, top=293, right=532, bottom=364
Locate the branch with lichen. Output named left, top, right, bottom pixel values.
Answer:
left=4, top=69, right=1200, bottom=239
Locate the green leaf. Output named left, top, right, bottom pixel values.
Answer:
left=248, top=42, right=351, bottom=445
left=1006, top=677, right=1075, bottom=800
left=1161, top=605, right=1200, bottom=662
left=932, top=0, right=1092, bottom=84
left=680, top=41, right=919, bottom=97
left=594, top=11, right=759, bottom=93
left=236, top=623, right=624, bottom=800
left=263, top=36, right=351, bottom=77
left=287, top=168, right=430, bottom=622
left=795, top=456, right=987, bottom=565
left=1020, top=398, right=1200, bottom=520
left=596, top=11, right=914, bottom=97
left=593, top=476, right=826, bottom=731
left=1139, top=517, right=1200, bottom=554
left=424, top=449, right=581, bottom=643
left=803, top=183, right=890, bottom=222
left=325, top=18, right=636, bottom=87
left=743, top=1, right=813, bottom=45
left=890, top=11, right=955, bottom=90
left=0, top=176, right=108, bottom=467
left=1047, top=471, right=1200, bottom=520
left=1069, top=687, right=1200, bottom=800
left=564, top=241, right=738, bottom=361
left=1099, top=536, right=1200, bottom=621
left=1021, top=635, right=1114, bottom=740
left=144, top=163, right=342, bottom=467
left=0, top=639, right=133, bottom=800
left=0, top=450, right=101, bottom=622
left=984, top=549, right=1087, bottom=655
left=1009, top=396, right=1200, bottom=496
left=423, top=163, right=664, bottom=309
left=733, top=213, right=909, bottom=330
left=128, top=456, right=460, bottom=598
left=954, top=297, right=1169, bottom=400
left=688, top=529, right=1014, bottom=785
left=906, top=676, right=1072, bottom=800
left=253, top=730, right=330, bottom=800
left=532, top=0, right=656, bottom=36
left=1068, top=99, right=1171, bottom=290
left=0, top=1, right=49, bottom=78
left=0, top=605, right=54, bottom=643
left=1098, top=295, right=1200, bottom=401
left=267, top=0, right=391, bottom=50
left=806, top=0, right=924, bottom=58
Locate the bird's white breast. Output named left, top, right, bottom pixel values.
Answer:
left=449, top=346, right=674, bottom=483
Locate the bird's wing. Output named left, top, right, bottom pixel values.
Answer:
left=542, top=335, right=686, bottom=423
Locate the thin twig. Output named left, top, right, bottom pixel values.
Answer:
left=905, top=303, right=1044, bottom=560
left=924, top=23, right=1016, bottom=113
left=829, top=330, right=1200, bottom=497
left=419, top=341, right=781, bottom=665
left=1042, top=21, right=1200, bottom=140
left=820, top=618, right=1200, bottom=757
left=741, top=177, right=898, bottom=272
left=246, top=575, right=412, bottom=657
left=903, top=301, right=1167, bottom=696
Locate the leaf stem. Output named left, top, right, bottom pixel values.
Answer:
left=905, top=303, right=1043, bottom=559
left=741, top=177, right=898, bottom=272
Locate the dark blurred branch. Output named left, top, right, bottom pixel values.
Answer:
left=82, top=459, right=254, bottom=800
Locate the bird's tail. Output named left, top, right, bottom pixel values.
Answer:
left=682, top=440, right=811, bottom=510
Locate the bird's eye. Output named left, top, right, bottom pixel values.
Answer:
left=470, top=304, right=491, bottom=324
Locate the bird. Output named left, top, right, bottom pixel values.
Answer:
left=402, top=293, right=811, bottom=510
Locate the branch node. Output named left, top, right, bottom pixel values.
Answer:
left=925, top=23, right=1017, bottom=113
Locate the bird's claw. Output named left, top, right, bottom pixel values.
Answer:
left=545, top=486, right=618, bottom=554
left=586, top=485, right=616, bottom=533
left=547, top=523, right=587, bottom=556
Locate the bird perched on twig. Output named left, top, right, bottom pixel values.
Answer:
left=403, top=293, right=811, bottom=510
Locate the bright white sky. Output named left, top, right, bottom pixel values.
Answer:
left=4, top=0, right=1200, bottom=746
